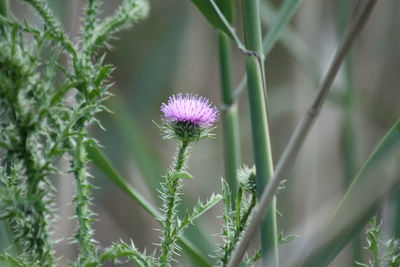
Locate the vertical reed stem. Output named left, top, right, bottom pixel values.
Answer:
left=218, top=31, right=240, bottom=201
left=241, top=0, right=278, bottom=265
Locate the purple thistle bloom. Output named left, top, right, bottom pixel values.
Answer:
left=161, top=93, right=218, bottom=127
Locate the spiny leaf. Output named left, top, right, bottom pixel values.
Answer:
left=100, top=240, right=153, bottom=266
left=169, top=171, right=193, bottom=182
left=277, top=232, right=299, bottom=247
left=190, top=193, right=223, bottom=223
left=175, top=194, right=222, bottom=254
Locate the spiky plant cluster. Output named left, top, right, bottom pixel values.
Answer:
left=157, top=94, right=222, bottom=266
left=0, top=2, right=225, bottom=266
left=158, top=138, right=191, bottom=266
left=0, top=0, right=149, bottom=266
left=215, top=166, right=260, bottom=267
left=356, top=217, right=400, bottom=267
left=157, top=141, right=222, bottom=266
left=0, top=25, right=67, bottom=266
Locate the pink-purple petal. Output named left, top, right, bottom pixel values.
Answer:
left=161, top=93, right=218, bottom=127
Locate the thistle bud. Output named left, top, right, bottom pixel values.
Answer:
left=238, top=165, right=257, bottom=194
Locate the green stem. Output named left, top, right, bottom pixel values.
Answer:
left=73, top=133, right=96, bottom=264
left=218, top=31, right=240, bottom=202
left=241, top=0, right=278, bottom=265
left=232, top=0, right=304, bottom=101
left=223, top=194, right=257, bottom=265
left=160, top=139, right=189, bottom=266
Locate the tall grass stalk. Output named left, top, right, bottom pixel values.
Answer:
left=241, top=0, right=278, bottom=265
left=232, top=0, right=302, bottom=100
left=228, top=0, right=378, bottom=265
left=217, top=0, right=240, bottom=201
left=218, top=30, right=240, bottom=200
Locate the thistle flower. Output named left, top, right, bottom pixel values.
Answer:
left=160, top=93, right=218, bottom=141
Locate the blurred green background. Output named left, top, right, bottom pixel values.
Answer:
left=6, top=0, right=400, bottom=266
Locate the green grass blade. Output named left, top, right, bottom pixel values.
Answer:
left=299, top=117, right=400, bottom=266
left=189, top=0, right=247, bottom=51
left=218, top=0, right=233, bottom=23
left=190, top=0, right=234, bottom=38
left=179, top=239, right=212, bottom=267
left=189, top=0, right=234, bottom=38
left=86, top=143, right=159, bottom=218
left=86, top=144, right=213, bottom=267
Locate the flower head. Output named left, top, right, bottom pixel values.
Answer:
left=161, top=93, right=218, bottom=127
left=160, top=93, right=218, bottom=141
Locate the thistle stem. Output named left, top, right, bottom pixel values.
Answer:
left=160, top=138, right=189, bottom=266
left=240, top=0, right=278, bottom=265
left=73, top=132, right=95, bottom=264
left=218, top=31, right=240, bottom=201
left=222, top=193, right=257, bottom=265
